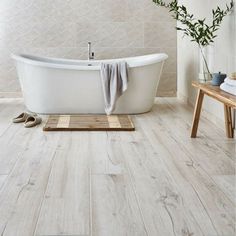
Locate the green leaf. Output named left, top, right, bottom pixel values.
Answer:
left=152, top=0, right=233, bottom=47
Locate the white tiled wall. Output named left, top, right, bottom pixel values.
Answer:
left=0, top=0, right=177, bottom=97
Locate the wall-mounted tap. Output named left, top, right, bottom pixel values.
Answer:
left=88, top=42, right=95, bottom=60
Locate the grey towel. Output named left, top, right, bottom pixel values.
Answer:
left=100, top=61, right=129, bottom=115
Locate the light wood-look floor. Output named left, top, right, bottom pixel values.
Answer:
left=0, top=98, right=235, bottom=236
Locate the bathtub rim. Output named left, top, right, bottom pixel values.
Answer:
left=11, top=53, right=168, bottom=71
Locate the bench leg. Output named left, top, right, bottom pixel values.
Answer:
left=224, top=105, right=234, bottom=138
left=191, top=89, right=204, bottom=138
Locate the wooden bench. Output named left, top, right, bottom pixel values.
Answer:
left=191, top=81, right=236, bottom=138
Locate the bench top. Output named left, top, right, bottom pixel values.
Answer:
left=192, top=81, right=236, bottom=108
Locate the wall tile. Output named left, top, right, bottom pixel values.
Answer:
left=0, top=21, right=77, bottom=48
left=157, top=72, right=177, bottom=96
left=76, top=22, right=144, bottom=48
left=144, top=21, right=177, bottom=48
left=126, top=0, right=175, bottom=22
left=161, top=47, right=177, bottom=74
left=92, top=47, right=161, bottom=59
left=70, top=0, right=129, bottom=22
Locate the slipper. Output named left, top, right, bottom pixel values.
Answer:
left=24, top=115, right=42, bottom=128
left=13, top=112, right=30, bottom=123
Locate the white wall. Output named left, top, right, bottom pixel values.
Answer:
left=178, top=0, right=236, bottom=124
left=0, top=0, right=177, bottom=98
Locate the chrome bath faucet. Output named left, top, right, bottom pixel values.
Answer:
left=88, top=42, right=95, bottom=60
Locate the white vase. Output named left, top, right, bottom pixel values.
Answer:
left=198, top=46, right=214, bottom=82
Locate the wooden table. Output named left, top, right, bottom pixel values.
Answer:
left=191, top=81, right=236, bottom=138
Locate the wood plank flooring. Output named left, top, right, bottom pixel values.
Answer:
left=0, top=98, right=235, bottom=236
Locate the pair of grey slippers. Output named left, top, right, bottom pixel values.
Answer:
left=13, top=112, right=42, bottom=128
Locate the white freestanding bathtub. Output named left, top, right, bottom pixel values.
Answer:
left=12, top=53, right=168, bottom=114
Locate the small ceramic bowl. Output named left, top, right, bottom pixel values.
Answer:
left=211, top=72, right=227, bottom=86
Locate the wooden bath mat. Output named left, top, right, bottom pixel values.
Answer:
left=43, top=115, right=135, bottom=131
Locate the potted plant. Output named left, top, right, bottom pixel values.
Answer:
left=153, top=0, right=234, bottom=82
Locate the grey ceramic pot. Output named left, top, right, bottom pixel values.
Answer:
left=211, top=72, right=227, bottom=86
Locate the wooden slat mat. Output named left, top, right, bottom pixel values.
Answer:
left=43, top=115, right=135, bottom=131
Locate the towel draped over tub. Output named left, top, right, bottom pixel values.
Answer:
left=100, top=61, right=129, bottom=115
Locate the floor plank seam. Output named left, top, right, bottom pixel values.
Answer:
left=32, top=149, right=59, bottom=236
left=0, top=122, right=13, bottom=139
left=0, top=151, right=24, bottom=194
left=0, top=175, right=8, bottom=191
left=89, top=142, right=93, bottom=236
left=189, top=182, right=220, bottom=235
left=0, top=128, right=41, bottom=195
left=116, top=131, right=150, bottom=236
left=36, top=235, right=89, bottom=236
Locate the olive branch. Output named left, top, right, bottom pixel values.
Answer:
left=153, top=0, right=234, bottom=77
